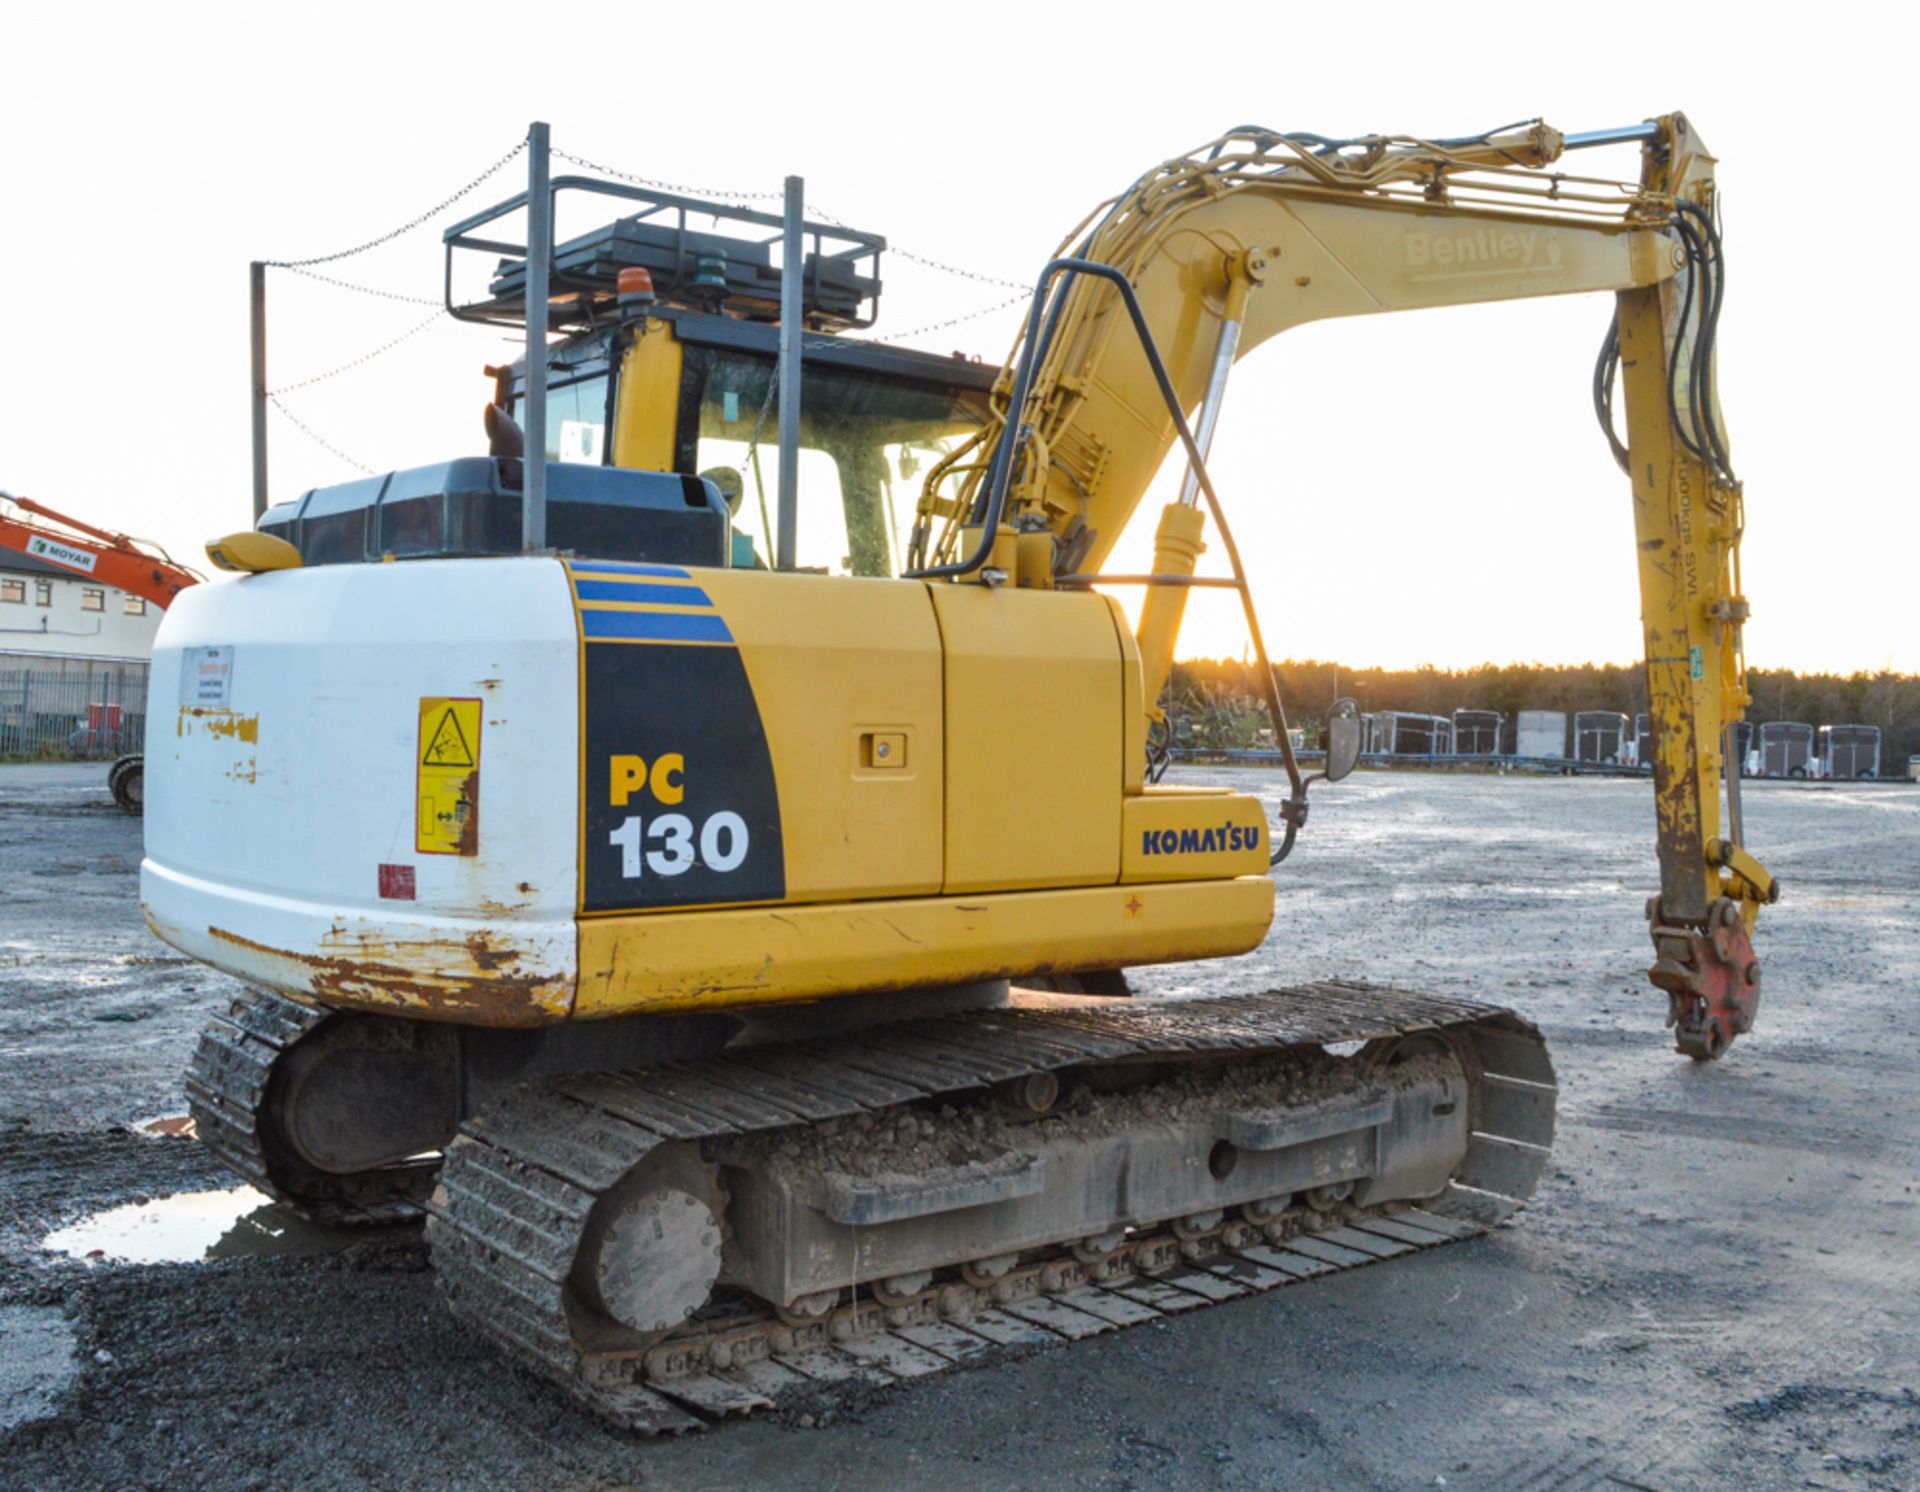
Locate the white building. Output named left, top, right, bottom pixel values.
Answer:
left=1, top=551, right=162, bottom=757
left=1, top=550, right=163, bottom=667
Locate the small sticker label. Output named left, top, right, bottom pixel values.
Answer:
left=26, top=534, right=99, bottom=573
left=417, top=697, right=482, bottom=856
left=378, top=863, right=417, bottom=900
left=180, top=646, right=235, bottom=708
left=558, top=420, right=605, bottom=464
left=1689, top=645, right=1704, bottom=681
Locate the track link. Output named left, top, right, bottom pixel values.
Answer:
left=186, top=989, right=438, bottom=1224
left=427, top=982, right=1557, bottom=1433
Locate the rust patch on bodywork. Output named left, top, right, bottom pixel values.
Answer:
left=456, top=770, right=480, bottom=856
left=208, top=923, right=568, bottom=1028
left=464, top=932, right=516, bottom=971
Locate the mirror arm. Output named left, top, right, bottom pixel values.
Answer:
left=1270, top=792, right=1309, bottom=865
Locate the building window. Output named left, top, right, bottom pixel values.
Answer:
left=124, top=595, right=147, bottom=616
left=81, top=587, right=105, bottom=612
left=1, top=578, right=23, bottom=604
left=35, top=579, right=51, bottom=606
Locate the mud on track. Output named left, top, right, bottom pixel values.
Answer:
left=2, top=763, right=1916, bottom=1490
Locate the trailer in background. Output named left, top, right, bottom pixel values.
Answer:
left=1909, top=755, right=1920, bottom=783
left=1734, top=719, right=1756, bottom=776
left=1632, top=712, right=1651, bottom=769
left=1515, top=710, right=1568, bottom=761
left=1819, top=724, right=1882, bottom=780
left=1759, top=721, right=1815, bottom=777
left=1452, top=709, right=1502, bottom=756
left=1575, top=711, right=1631, bottom=765
left=1371, top=711, right=1452, bottom=757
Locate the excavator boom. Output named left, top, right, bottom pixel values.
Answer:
left=909, top=112, right=1770, bottom=1057
left=0, top=493, right=199, bottom=611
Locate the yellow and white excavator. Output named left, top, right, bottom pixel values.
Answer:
left=149, top=112, right=1773, bottom=1430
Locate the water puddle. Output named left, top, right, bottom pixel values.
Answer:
left=43, top=1186, right=407, bottom=1265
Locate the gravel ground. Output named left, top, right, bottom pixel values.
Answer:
left=1, top=761, right=1915, bottom=1491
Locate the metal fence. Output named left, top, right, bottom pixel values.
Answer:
left=0, top=667, right=148, bottom=759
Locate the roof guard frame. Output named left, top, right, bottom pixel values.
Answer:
left=441, top=176, right=888, bottom=336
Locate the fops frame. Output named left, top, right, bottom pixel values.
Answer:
left=437, top=129, right=882, bottom=561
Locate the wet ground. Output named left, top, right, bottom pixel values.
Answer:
left=2, top=761, right=1916, bottom=1491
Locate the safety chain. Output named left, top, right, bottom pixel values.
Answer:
left=253, top=141, right=1024, bottom=484
left=853, top=290, right=1028, bottom=344
left=807, top=204, right=1030, bottom=292
left=545, top=146, right=1031, bottom=295
left=279, top=264, right=443, bottom=307
left=550, top=147, right=785, bottom=203
left=268, top=308, right=449, bottom=397
left=263, top=136, right=529, bottom=268
left=266, top=395, right=375, bottom=476
left=255, top=138, right=529, bottom=473
left=888, top=249, right=1029, bottom=293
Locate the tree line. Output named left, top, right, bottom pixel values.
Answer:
left=1168, top=658, right=1920, bottom=760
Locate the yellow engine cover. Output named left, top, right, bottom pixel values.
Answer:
left=567, top=563, right=1273, bottom=1017
left=145, top=555, right=1274, bottom=1029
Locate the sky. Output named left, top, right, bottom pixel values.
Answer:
left=2, top=5, right=1913, bottom=674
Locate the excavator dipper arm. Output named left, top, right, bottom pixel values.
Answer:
left=1611, top=120, right=1774, bottom=1057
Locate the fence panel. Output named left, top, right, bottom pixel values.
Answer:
left=0, top=667, right=150, bottom=760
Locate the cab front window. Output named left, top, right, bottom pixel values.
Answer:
left=689, top=349, right=988, bottom=577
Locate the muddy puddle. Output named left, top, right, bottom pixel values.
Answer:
left=44, top=1186, right=411, bottom=1265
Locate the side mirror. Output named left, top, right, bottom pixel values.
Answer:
left=1323, top=698, right=1363, bottom=783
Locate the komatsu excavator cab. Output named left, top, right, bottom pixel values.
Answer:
left=256, top=323, right=999, bottom=581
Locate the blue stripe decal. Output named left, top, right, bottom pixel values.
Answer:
left=574, top=580, right=714, bottom=607
left=582, top=609, right=735, bottom=644
left=567, top=560, right=689, bottom=579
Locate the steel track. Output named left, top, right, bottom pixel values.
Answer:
left=185, top=990, right=439, bottom=1225
left=425, top=982, right=1557, bottom=1433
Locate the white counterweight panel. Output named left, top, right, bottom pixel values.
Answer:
left=142, top=556, right=581, bottom=1020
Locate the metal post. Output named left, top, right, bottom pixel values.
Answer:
left=523, top=121, right=552, bottom=552
left=249, top=262, right=268, bottom=521
left=776, top=174, right=804, bottom=570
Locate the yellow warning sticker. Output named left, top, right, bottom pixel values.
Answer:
left=417, top=697, right=481, bottom=855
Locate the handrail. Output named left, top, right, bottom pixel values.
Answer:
left=905, top=257, right=1312, bottom=862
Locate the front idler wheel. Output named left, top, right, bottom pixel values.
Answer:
left=572, top=1144, right=726, bottom=1338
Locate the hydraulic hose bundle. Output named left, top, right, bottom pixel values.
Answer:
left=1594, top=199, right=1737, bottom=486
